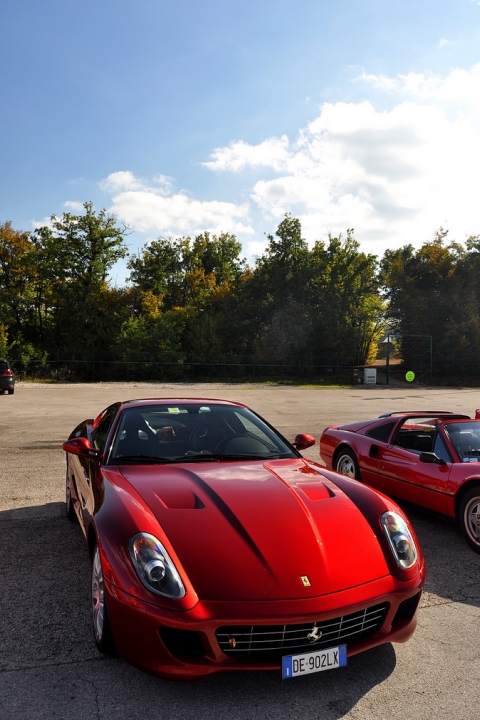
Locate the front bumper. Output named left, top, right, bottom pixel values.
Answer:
left=105, top=571, right=424, bottom=680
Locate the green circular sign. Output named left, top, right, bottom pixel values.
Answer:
left=405, top=371, right=415, bottom=382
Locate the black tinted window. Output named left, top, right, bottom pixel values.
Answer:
left=109, top=403, right=298, bottom=463
left=366, top=421, right=396, bottom=443
left=92, top=404, right=120, bottom=451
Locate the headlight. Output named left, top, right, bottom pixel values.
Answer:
left=381, top=511, right=418, bottom=569
left=129, top=533, right=186, bottom=598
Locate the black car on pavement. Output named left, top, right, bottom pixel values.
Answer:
left=0, top=359, right=15, bottom=394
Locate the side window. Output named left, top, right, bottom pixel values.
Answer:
left=366, top=421, right=396, bottom=443
left=434, top=433, right=452, bottom=463
left=92, top=404, right=120, bottom=451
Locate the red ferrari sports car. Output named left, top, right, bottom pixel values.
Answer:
left=63, top=398, right=424, bottom=681
left=320, top=410, right=480, bottom=554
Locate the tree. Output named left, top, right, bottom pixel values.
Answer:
left=0, top=222, right=37, bottom=338
left=309, top=230, right=383, bottom=365
left=379, top=229, right=469, bottom=374
left=32, top=202, right=129, bottom=352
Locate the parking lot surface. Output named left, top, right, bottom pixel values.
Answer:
left=1, top=382, right=479, bottom=720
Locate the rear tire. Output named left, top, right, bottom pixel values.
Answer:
left=8, top=388, right=14, bottom=395
left=334, top=448, right=361, bottom=480
left=459, top=486, right=480, bottom=553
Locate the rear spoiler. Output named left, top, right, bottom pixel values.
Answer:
left=378, top=411, right=470, bottom=419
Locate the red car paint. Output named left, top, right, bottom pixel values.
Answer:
left=320, top=410, right=480, bottom=554
left=64, top=399, right=424, bottom=680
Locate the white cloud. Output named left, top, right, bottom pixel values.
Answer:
left=95, top=64, right=480, bottom=262
left=63, top=201, right=84, bottom=211
left=202, top=65, right=480, bottom=253
left=99, top=172, right=253, bottom=237
left=203, top=136, right=290, bottom=172
left=359, top=64, right=480, bottom=116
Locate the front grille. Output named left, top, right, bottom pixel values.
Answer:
left=217, top=602, right=389, bottom=659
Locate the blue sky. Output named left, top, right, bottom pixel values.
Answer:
left=3, top=0, right=480, bottom=283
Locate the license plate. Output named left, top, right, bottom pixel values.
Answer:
left=282, top=644, right=347, bottom=679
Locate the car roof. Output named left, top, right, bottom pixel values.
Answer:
left=121, top=398, right=247, bottom=409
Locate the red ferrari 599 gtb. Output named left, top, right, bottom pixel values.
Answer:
left=64, top=398, right=425, bottom=680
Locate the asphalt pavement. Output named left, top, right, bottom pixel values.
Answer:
left=0, top=382, right=479, bottom=720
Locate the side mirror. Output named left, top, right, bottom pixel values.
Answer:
left=292, top=433, right=316, bottom=451
left=419, top=452, right=446, bottom=466
left=63, top=437, right=101, bottom=459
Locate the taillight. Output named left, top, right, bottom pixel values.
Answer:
left=1, top=369, right=12, bottom=376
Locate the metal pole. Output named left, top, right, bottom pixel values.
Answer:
left=430, top=335, right=433, bottom=384
left=386, top=335, right=390, bottom=385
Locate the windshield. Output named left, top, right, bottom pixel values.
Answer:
left=108, top=403, right=298, bottom=464
left=444, top=421, right=480, bottom=461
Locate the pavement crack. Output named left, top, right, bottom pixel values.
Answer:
left=0, top=655, right=114, bottom=675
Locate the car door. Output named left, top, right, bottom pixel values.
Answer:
left=74, top=404, right=120, bottom=524
left=376, top=430, right=452, bottom=513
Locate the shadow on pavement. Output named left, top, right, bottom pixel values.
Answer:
left=0, top=502, right=398, bottom=720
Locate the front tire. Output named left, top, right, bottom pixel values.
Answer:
left=92, top=544, right=116, bottom=654
left=334, top=448, right=361, bottom=480
left=459, top=486, right=480, bottom=553
left=65, top=467, right=77, bottom=522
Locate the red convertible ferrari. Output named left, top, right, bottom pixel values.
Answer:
left=64, top=398, right=424, bottom=681
left=320, top=410, right=480, bottom=554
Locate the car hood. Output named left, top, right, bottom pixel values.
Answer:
left=119, top=458, right=390, bottom=601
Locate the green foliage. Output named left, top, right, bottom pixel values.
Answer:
left=9, top=333, right=48, bottom=376
left=379, top=229, right=478, bottom=375
left=0, top=324, right=10, bottom=358
left=4, top=205, right=480, bottom=382
left=127, top=232, right=244, bottom=309
left=0, top=221, right=37, bottom=336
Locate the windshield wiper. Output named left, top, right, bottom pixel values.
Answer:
left=170, top=454, right=219, bottom=463
left=178, top=453, right=283, bottom=461
left=215, top=453, right=282, bottom=460
left=146, top=453, right=277, bottom=463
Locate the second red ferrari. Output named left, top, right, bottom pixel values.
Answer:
left=320, top=410, right=480, bottom=553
